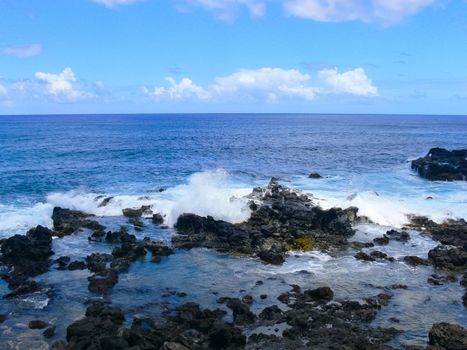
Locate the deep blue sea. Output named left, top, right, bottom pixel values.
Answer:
left=0, top=114, right=466, bottom=347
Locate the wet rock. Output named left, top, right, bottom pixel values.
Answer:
left=428, top=274, right=457, bottom=286
left=43, top=326, right=56, bottom=338
left=241, top=295, right=253, bottom=305
left=122, top=205, right=152, bottom=218
left=404, top=255, right=430, bottom=266
left=408, top=216, right=467, bottom=250
left=412, top=148, right=467, bottom=181
left=66, top=301, right=126, bottom=349
left=355, top=252, right=375, bottom=262
left=370, top=251, right=395, bottom=262
left=386, top=229, right=410, bottom=242
left=105, top=226, right=136, bottom=244
left=29, top=320, right=49, bottom=330
left=428, top=245, right=467, bottom=271
left=152, top=213, right=164, bottom=224
left=68, top=261, right=87, bottom=271
left=4, top=280, right=41, bottom=298
left=54, top=256, right=70, bottom=269
left=86, top=253, right=113, bottom=273
left=373, top=235, right=390, bottom=245
left=258, top=250, right=286, bottom=265
left=142, top=238, right=173, bottom=262
left=303, top=286, right=334, bottom=302
left=173, top=179, right=359, bottom=264
left=428, top=322, right=467, bottom=349
left=88, top=269, right=118, bottom=294
left=226, top=298, right=256, bottom=325
left=98, top=196, right=114, bottom=207
left=1, top=226, right=54, bottom=292
left=129, top=217, right=145, bottom=231
left=112, top=242, right=147, bottom=262
left=259, top=305, right=284, bottom=321
left=308, top=172, right=322, bottom=179
left=52, top=207, right=105, bottom=236
left=110, top=258, right=130, bottom=273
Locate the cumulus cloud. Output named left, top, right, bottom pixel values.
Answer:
left=213, top=67, right=318, bottom=101
left=143, top=77, right=211, bottom=100
left=144, top=66, right=377, bottom=102
left=34, top=68, right=90, bottom=102
left=284, top=0, right=435, bottom=23
left=182, top=0, right=266, bottom=20
left=0, top=44, right=42, bottom=57
left=318, top=67, right=378, bottom=96
left=93, top=0, right=142, bottom=8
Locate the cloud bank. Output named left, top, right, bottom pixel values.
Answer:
left=284, top=0, right=436, bottom=23
left=93, top=0, right=435, bottom=23
left=144, top=66, right=378, bottom=102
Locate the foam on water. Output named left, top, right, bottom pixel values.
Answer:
left=294, top=167, right=467, bottom=228
left=0, top=170, right=252, bottom=236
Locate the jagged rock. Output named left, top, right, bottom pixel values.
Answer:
left=88, top=269, right=118, bottom=294
left=408, top=217, right=467, bottom=250
left=122, top=205, right=152, bottom=218
left=428, top=245, right=467, bottom=271
left=68, top=261, right=87, bottom=271
left=412, top=148, right=467, bottom=181
left=404, top=255, right=430, bottom=267
left=386, top=229, right=410, bottom=242
left=428, top=322, right=467, bottom=349
left=152, top=213, right=164, bottom=224
left=173, top=179, right=358, bottom=264
left=355, top=252, right=375, bottom=262
left=52, top=207, right=105, bottom=236
left=29, top=320, right=49, bottom=329
left=225, top=298, right=256, bottom=325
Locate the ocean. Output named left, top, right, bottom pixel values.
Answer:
left=0, top=113, right=466, bottom=347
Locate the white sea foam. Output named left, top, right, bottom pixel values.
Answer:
left=0, top=170, right=252, bottom=236
left=296, top=170, right=467, bottom=228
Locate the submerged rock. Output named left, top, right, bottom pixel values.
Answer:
left=411, top=148, right=467, bottom=181
left=173, top=179, right=358, bottom=264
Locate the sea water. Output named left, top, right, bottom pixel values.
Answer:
left=0, top=114, right=466, bottom=347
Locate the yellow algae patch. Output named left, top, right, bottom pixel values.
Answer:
left=288, top=237, right=315, bottom=251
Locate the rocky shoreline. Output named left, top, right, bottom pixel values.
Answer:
left=0, top=178, right=466, bottom=349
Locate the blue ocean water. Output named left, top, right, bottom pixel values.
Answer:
left=0, top=114, right=467, bottom=347
left=1, top=114, right=466, bottom=234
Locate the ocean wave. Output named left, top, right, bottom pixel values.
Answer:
left=0, top=169, right=253, bottom=236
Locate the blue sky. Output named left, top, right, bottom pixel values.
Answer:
left=0, top=0, right=466, bottom=115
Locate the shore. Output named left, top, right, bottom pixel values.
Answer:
left=0, top=176, right=466, bottom=350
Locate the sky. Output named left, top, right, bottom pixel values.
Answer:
left=0, top=0, right=466, bottom=115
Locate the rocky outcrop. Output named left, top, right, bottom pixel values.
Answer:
left=412, top=148, right=467, bottom=181
left=428, top=322, right=467, bottom=350
left=52, top=207, right=105, bottom=237
left=173, top=179, right=358, bottom=264
left=428, top=245, right=467, bottom=271
left=1, top=225, right=54, bottom=296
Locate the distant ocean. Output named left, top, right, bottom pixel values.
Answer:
left=1, top=114, right=466, bottom=236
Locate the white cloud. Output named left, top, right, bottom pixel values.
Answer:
left=284, top=0, right=435, bottom=23
left=183, top=0, right=266, bottom=19
left=318, top=67, right=378, bottom=96
left=145, top=66, right=377, bottom=102
left=143, top=77, right=211, bottom=100
left=93, top=0, right=142, bottom=8
left=34, top=68, right=89, bottom=102
left=0, top=44, right=42, bottom=57
left=0, top=84, right=7, bottom=99
left=213, top=67, right=318, bottom=101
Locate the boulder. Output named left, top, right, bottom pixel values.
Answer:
left=428, top=322, right=467, bottom=349
left=412, top=148, right=467, bottom=181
